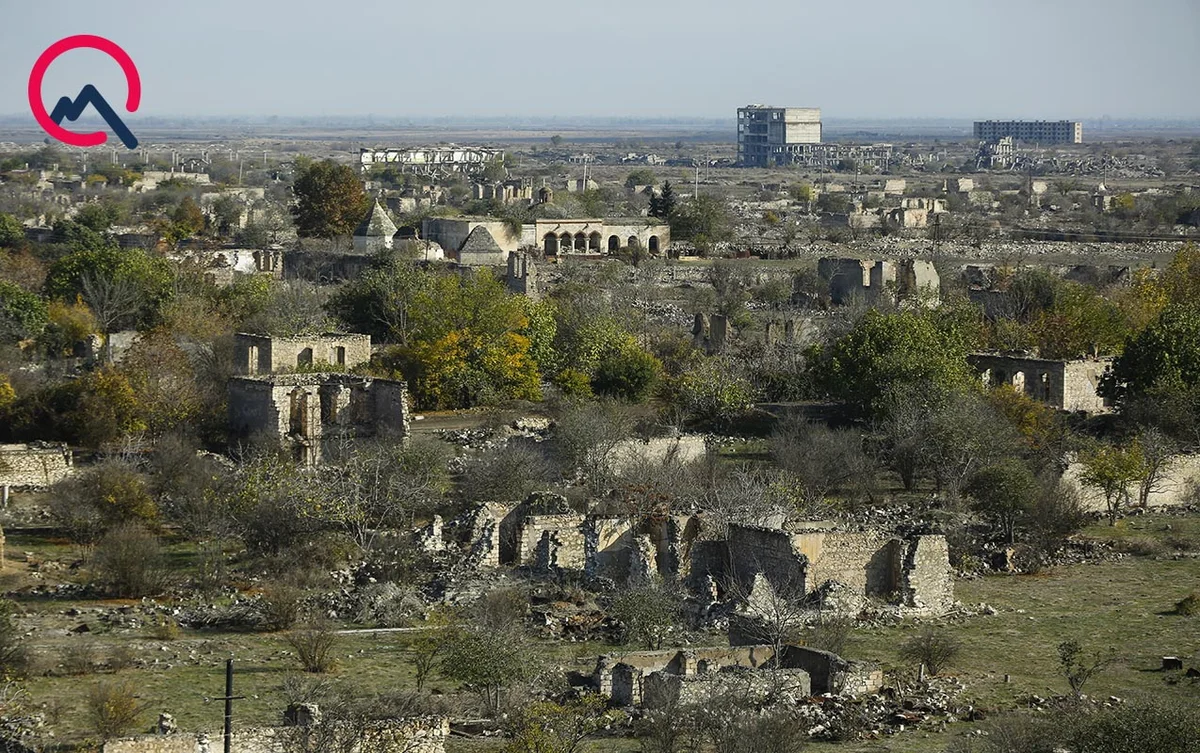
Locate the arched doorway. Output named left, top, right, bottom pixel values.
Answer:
left=544, top=233, right=558, bottom=255
left=559, top=232, right=572, bottom=253
left=648, top=235, right=660, bottom=254
left=588, top=231, right=602, bottom=251
left=1012, top=371, right=1026, bottom=394
left=608, top=235, right=620, bottom=252
left=628, top=236, right=639, bottom=249
left=297, top=347, right=313, bottom=369
left=574, top=232, right=587, bottom=252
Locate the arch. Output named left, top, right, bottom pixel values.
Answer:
left=574, top=232, right=587, bottom=252
left=335, top=346, right=346, bottom=366
left=560, top=232, right=572, bottom=252
left=628, top=236, right=640, bottom=249
left=1012, top=371, right=1026, bottom=394
left=608, top=235, right=620, bottom=252
left=543, top=233, right=559, bottom=255
left=588, top=231, right=602, bottom=251
left=648, top=235, right=660, bottom=254
left=297, top=347, right=313, bottom=368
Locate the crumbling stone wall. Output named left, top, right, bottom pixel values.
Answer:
left=233, top=333, right=371, bottom=376
left=594, top=646, right=780, bottom=706
left=780, top=646, right=883, bottom=695
left=795, top=531, right=901, bottom=598
left=645, top=667, right=811, bottom=709
left=519, top=514, right=586, bottom=571
left=900, top=536, right=954, bottom=614
left=968, top=354, right=1112, bottom=414
left=728, top=525, right=807, bottom=596
left=607, top=435, right=708, bottom=476
left=227, top=374, right=409, bottom=466
left=0, top=443, right=73, bottom=488
left=103, top=718, right=447, bottom=753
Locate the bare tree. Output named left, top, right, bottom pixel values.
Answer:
left=81, top=272, right=141, bottom=363
left=1136, top=428, right=1177, bottom=509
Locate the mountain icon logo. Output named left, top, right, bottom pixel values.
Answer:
left=28, top=35, right=141, bottom=149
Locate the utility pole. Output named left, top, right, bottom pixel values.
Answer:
left=213, top=659, right=244, bottom=753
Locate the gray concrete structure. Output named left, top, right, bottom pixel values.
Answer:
left=974, top=120, right=1082, bottom=144
left=737, top=105, right=822, bottom=167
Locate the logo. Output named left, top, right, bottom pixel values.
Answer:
left=28, top=35, right=141, bottom=149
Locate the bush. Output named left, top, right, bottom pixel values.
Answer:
left=86, top=679, right=148, bottom=739
left=62, top=640, right=100, bottom=676
left=1173, top=591, right=1200, bottom=616
left=592, top=346, right=662, bottom=402
left=285, top=620, right=340, bottom=673
left=805, top=615, right=853, bottom=655
left=107, top=645, right=137, bottom=671
left=610, top=583, right=680, bottom=650
left=260, top=580, right=306, bottom=632
left=898, top=627, right=961, bottom=676
left=461, top=444, right=553, bottom=503
left=147, top=617, right=181, bottom=641
left=91, top=522, right=171, bottom=598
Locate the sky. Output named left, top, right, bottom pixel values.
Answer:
left=2, top=0, right=1198, bottom=123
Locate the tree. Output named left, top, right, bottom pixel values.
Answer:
left=408, top=605, right=459, bottom=691
left=1057, top=639, right=1114, bottom=700
left=1135, top=427, right=1177, bottom=509
left=91, top=523, right=170, bottom=598
left=86, top=679, right=148, bottom=740
left=592, top=344, right=662, bottom=402
left=0, top=280, right=48, bottom=343
left=771, top=419, right=878, bottom=511
left=1102, top=303, right=1200, bottom=405
left=170, top=196, right=205, bottom=240
left=44, top=243, right=173, bottom=333
left=610, top=582, right=681, bottom=650
left=670, top=195, right=733, bottom=252
left=81, top=272, right=141, bottom=363
left=441, top=626, right=533, bottom=715
left=1078, top=441, right=1145, bottom=525
left=810, top=309, right=974, bottom=418
left=966, top=459, right=1037, bottom=543
left=209, top=194, right=245, bottom=236
left=0, top=213, right=23, bottom=247
left=285, top=619, right=341, bottom=673
left=674, top=359, right=755, bottom=428
left=649, top=181, right=676, bottom=220
left=549, top=135, right=563, bottom=147
left=326, top=249, right=427, bottom=343
left=291, top=159, right=371, bottom=239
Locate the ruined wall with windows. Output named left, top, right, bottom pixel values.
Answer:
left=233, top=333, right=372, bottom=376
left=968, top=353, right=1112, bottom=413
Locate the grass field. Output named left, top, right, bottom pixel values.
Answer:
left=4, top=512, right=1198, bottom=751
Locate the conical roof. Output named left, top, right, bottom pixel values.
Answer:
left=354, top=199, right=398, bottom=238
left=459, top=225, right=503, bottom=255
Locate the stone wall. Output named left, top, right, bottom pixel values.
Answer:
left=517, top=514, right=586, bottom=571
left=901, top=536, right=954, bottom=614
left=1062, top=454, right=1200, bottom=512
left=233, top=333, right=371, bottom=375
left=968, top=354, right=1112, bottom=414
left=780, top=646, right=883, bottom=696
left=727, top=525, right=807, bottom=596
left=0, top=443, right=74, bottom=488
left=607, top=435, right=708, bottom=476
left=795, top=531, right=899, bottom=598
left=103, top=718, right=447, bottom=753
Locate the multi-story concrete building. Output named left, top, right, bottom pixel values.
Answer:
left=737, top=105, right=822, bottom=167
left=973, top=120, right=1082, bottom=144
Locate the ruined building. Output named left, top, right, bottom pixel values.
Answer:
left=586, top=644, right=883, bottom=708
left=698, top=522, right=954, bottom=618
left=234, top=333, right=371, bottom=375
left=737, top=105, right=822, bottom=167
left=227, top=334, right=409, bottom=465
left=818, top=258, right=940, bottom=305
left=968, top=353, right=1112, bottom=413
left=506, top=251, right=540, bottom=300
left=353, top=199, right=399, bottom=254
left=0, top=442, right=73, bottom=505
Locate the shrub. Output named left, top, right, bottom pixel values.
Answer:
left=91, top=522, right=171, bottom=598
left=107, top=645, right=137, bottom=671
left=610, top=583, right=680, bottom=650
left=552, top=368, right=593, bottom=398
left=806, top=615, right=854, bottom=656
left=898, top=627, right=961, bottom=676
left=148, top=617, right=181, bottom=641
left=1173, top=591, right=1200, bottom=616
left=285, top=620, right=340, bottom=673
left=592, top=346, right=662, bottom=403
left=86, top=679, right=148, bottom=739
left=260, top=580, right=306, bottom=632
left=62, top=640, right=100, bottom=676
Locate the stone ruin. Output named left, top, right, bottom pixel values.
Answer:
left=696, top=521, right=954, bottom=618
left=0, top=442, right=73, bottom=503
left=584, top=644, right=882, bottom=708
left=233, top=332, right=371, bottom=376
left=227, top=373, right=409, bottom=466
left=817, top=257, right=940, bottom=306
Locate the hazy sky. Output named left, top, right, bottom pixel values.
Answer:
left=3, top=0, right=1198, bottom=121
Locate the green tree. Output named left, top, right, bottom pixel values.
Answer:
left=1078, top=441, right=1145, bottom=525
left=0, top=213, right=23, bottom=247
left=441, top=626, right=533, bottom=715
left=670, top=194, right=733, bottom=252
left=1103, top=303, right=1200, bottom=402
left=326, top=251, right=428, bottom=343
left=610, top=583, right=680, bottom=650
left=649, top=180, right=676, bottom=220
left=0, top=280, right=48, bottom=343
left=592, top=344, right=662, bottom=402
left=502, top=695, right=623, bottom=753
left=966, top=459, right=1037, bottom=542
left=43, top=244, right=173, bottom=333
left=170, top=196, right=205, bottom=240
left=674, top=358, right=755, bottom=428
left=291, top=159, right=371, bottom=239
left=809, top=309, right=974, bottom=418
left=74, top=202, right=122, bottom=233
